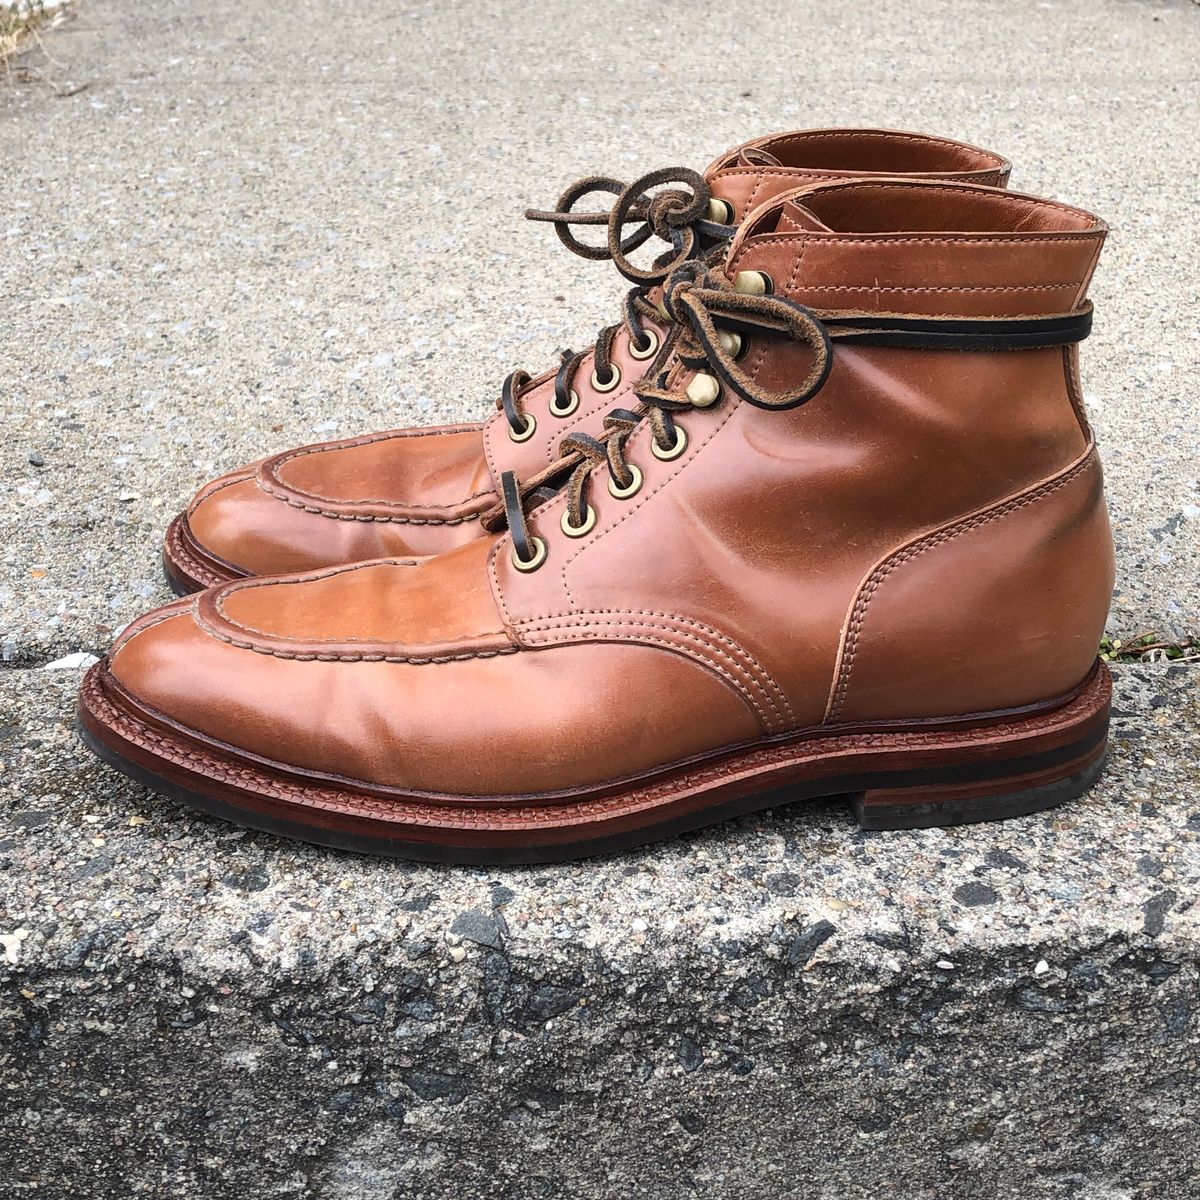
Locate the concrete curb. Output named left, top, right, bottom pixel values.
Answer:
left=2, top=664, right=1197, bottom=1196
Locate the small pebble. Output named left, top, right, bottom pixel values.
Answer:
left=0, top=929, right=29, bottom=966
left=43, top=652, right=100, bottom=671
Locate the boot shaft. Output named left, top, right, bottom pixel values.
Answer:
left=493, top=180, right=1113, bottom=726
left=489, top=131, right=1013, bottom=479
left=704, top=128, right=1010, bottom=221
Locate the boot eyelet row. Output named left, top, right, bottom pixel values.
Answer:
left=560, top=505, right=597, bottom=538
left=511, top=535, right=548, bottom=573
left=549, top=389, right=580, bottom=418
left=628, top=328, right=660, bottom=361
left=508, top=412, right=537, bottom=443
left=591, top=364, right=622, bottom=393
left=651, top=425, right=688, bottom=462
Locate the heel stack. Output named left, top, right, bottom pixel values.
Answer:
left=849, top=662, right=1111, bottom=831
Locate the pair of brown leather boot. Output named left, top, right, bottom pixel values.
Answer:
left=79, top=128, right=1114, bottom=864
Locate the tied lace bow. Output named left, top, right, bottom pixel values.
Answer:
left=525, top=166, right=735, bottom=284
left=499, top=167, right=736, bottom=443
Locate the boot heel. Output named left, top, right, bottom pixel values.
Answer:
left=849, top=664, right=1111, bottom=831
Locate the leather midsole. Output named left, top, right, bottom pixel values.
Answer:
left=162, top=512, right=247, bottom=591
left=79, top=659, right=1110, bottom=843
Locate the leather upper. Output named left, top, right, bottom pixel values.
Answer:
left=177, top=129, right=1013, bottom=578
left=704, top=128, right=1010, bottom=221
left=115, top=179, right=1113, bottom=798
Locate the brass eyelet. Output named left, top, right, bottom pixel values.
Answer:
left=651, top=425, right=688, bottom=462
left=628, top=328, right=660, bottom=361
left=608, top=462, right=643, bottom=500
left=590, top=363, right=622, bottom=393
left=706, top=197, right=735, bottom=224
left=511, top=536, right=547, bottom=573
left=549, top=388, right=579, bottom=418
left=685, top=372, right=721, bottom=408
left=733, top=270, right=773, bottom=296
left=507, top=412, right=537, bottom=443
left=560, top=505, right=597, bottom=538
left=717, top=329, right=743, bottom=360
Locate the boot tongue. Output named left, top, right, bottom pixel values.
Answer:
left=774, top=200, right=833, bottom=233
left=724, top=196, right=832, bottom=263
left=734, top=146, right=783, bottom=168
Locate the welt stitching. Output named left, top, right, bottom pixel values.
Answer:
left=86, top=667, right=1102, bottom=826
left=520, top=612, right=793, bottom=728
left=829, top=451, right=1095, bottom=719
left=167, top=518, right=237, bottom=587
left=254, top=477, right=486, bottom=525
left=521, top=624, right=775, bottom=729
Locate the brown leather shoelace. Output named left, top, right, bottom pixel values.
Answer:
left=498, top=168, right=736, bottom=442
left=489, top=264, right=1096, bottom=570
left=492, top=265, right=832, bottom=567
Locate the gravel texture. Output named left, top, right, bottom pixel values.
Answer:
left=1, top=0, right=1199, bottom=1196
left=1, top=0, right=1198, bottom=665
left=2, top=664, right=1198, bottom=1197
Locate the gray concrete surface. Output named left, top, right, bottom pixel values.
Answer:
left=1, top=1, right=1198, bottom=1197
left=1, top=0, right=1198, bottom=664
left=2, top=664, right=1199, bottom=1198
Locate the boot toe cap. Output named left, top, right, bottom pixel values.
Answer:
left=182, top=469, right=332, bottom=580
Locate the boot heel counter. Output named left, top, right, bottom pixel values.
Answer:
left=829, top=450, right=1114, bottom=723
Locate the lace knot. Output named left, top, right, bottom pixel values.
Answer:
left=526, top=166, right=732, bottom=285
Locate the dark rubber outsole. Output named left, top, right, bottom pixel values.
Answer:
left=77, top=660, right=1112, bottom=865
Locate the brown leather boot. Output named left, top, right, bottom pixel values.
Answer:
left=163, top=130, right=1009, bottom=592
left=81, top=178, right=1113, bottom=863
